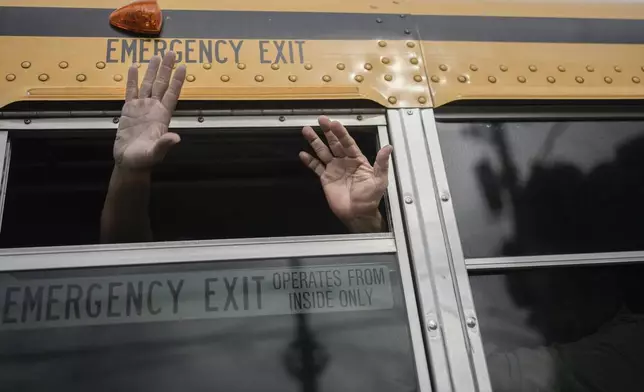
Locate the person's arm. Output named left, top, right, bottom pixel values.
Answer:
left=299, top=116, right=393, bottom=233
left=100, top=52, right=186, bottom=243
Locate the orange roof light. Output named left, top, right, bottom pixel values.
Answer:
left=110, top=0, right=163, bottom=35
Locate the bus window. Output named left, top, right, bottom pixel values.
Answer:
left=437, top=120, right=644, bottom=258
left=0, top=254, right=418, bottom=392
left=470, top=262, right=644, bottom=392
left=0, top=124, right=388, bottom=248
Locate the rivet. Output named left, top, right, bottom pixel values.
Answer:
left=255, top=75, right=264, bottom=82
left=418, top=96, right=427, bottom=104
left=237, top=63, right=246, bottom=70
left=404, top=29, right=411, bottom=35
left=469, top=64, right=478, bottom=72
left=5, top=74, right=16, bottom=82
left=407, top=42, right=416, bottom=48
left=59, top=61, right=69, bottom=69
left=427, top=320, right=438, bottom=331
left=439, top=64, right=448, bottom=71
left=415, top=75, right=424, bottom=82
left=404, top=196, right=413, bottom=204
left=406, top=110, right=413, bottom=115
left=376, top=17, right=383, bottom=23
left=614, top=66, right=622, bottom=73
left=203, top=63, right=212, bottom=70
left=384, top=74, right=393, bottom=81
left=271, top=63, right=279, bottom=70
left=354, top=75, right=364, bottom=82
left=633, top=76, right=641, bottom=84
left=499, top=65, right=508, bottom=72
left=304, top=63, right=313, bottom=70
left=547, top=76, right=556, bottom=83
left=457, top=75, right=467, bottom=83
left=364, top=63, right=373, bottom=71
left=186, top=74, right=196, bottom=82
left=557, top=65, right=566, bottom=72
left=337, top=63, right=346, bottom=70
left=112, top=117, right=120, bottom=124
left=221, top=75, right=230, bottom=82
left=466, top=318, right=477, bottom=328
left=21, top=61, right=31, bottom=69
left=38, top=74, right=49, bottom=82
left=529, top=65, right=538, bottom=72
left=575, top=76, right=584, bottom=83
left=288, top=75, right=297, bottom=82
left=96, top=61, right=106, bottom=70
left=488, top=76, right=497, bottom=83
left=430, top=75, right=440, bottom=83
left=586, top=65, right=595, bottom=72
left=400, top=14, right=406, bottom=18
left=357, top=115, right=364, bottom=121
left=279, top=116, right=286, bottom=122
left=198, top=116, right=205, bottom=123
left=440, top=192, right=450, bottom=202
left=382, top=57, right=391, bottom=65
left=378, top=40, right=387, bottom=47
left=322, top=75, right=332, bottom=82
left=517, top=76, right=527, bottom=83
left=24, top=119, right=32, bottom=125
left=76, top=74, right=87, bottom=82
left=410, top=58, right=419, bottom=65
left=388, top=96, right=397, bottom=104
left=604, top=76, right=613, bottom=84
left=113, top=74, right=123, bottom=82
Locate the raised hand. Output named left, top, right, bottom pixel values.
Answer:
left=114, top=52, right=186, bottom=169
left=300, top=116, right=393, bottom=233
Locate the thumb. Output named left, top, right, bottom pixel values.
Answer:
left=373, top=145, right=393, bottom=183
left=151, top=132, right=181, bottom=162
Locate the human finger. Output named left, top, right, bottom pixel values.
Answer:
left=151, top=52, right=176, bottom=100
left=373, top=145, right=393, bottom=184
left=302, top=126, right=333, bottom=164
left=299, top=151, right=325, bottom=177
left=125, top=65, right=139, bottom=102
left=138, top=56, right=162, bottom=99
left=151, top=132, right=181, bottom=162
left=318, top=116, right=345, bottom=157
left=329, top=120, right=362, bottom=158
left=161, top=65, right=187, bottom=112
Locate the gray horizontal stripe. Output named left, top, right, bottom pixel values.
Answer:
left=1, top=6, right=644, bottom=43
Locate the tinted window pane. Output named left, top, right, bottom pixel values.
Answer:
left=439, top=121, right=644, bottom=257
left=0, top=254, right=418, bottom=391
left=471, top=263, right=644, bottom=392
left=2, top=127, right=385, bottom=248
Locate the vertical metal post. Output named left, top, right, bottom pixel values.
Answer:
left=420, top=110, right=492, bottom=392
left=378, top=125, right=434, bottom=392
left=387, top=109, right=479, bottom=392
left=0, top=132, right=10, bottom=232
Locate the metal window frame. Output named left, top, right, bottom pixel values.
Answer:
left=466, top=250, right=644, bottom=271
left=387, top=108, right=481, bottom=392
left=0, top=114, right=385, bottom=131
left=0, top=112, right=434, bottom=392
left=0, top=132, right=9, bottom=233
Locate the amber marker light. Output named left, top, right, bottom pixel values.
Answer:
left=110, top=0, right=163, bottom=35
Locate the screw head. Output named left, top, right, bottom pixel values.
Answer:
left=440, top=192, right=450, bottom=202
left=404, top=29, right=411, bottom=35
left=357, top=115, right=363, bottom=121
left=404, top=196, right=413, bottom=204
left=466, top=318, right=477, bottom=328
left=24, top=119, right=32, bottom=125
left=112, top=117, right=120, bottom=124
left=198, top=116, right=205, bottom=123
left=427, top=320, right=438, bottom=331
left=376, top=18, right=383, bottom=23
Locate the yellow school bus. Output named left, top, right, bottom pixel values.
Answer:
left=1, top=1, right=644, bottom=391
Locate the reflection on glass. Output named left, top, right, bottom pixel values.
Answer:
left=472, top=263, right=644, bottom=392
left=438, top=121, right=644, bottom=257
left=0, top=254, right=418, bottom=392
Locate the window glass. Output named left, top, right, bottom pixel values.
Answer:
left=1, top=127, right=386, bottom=248
left=471, top=263, right=644, bottom=392
left=0, top=254, right=418, bottom=391
left=438, top=120, right=644, bottom=257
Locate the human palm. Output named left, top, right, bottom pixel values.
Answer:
left=300, top=117, right=393, bottom=230
left=114, top=53, right=186, bottom=169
